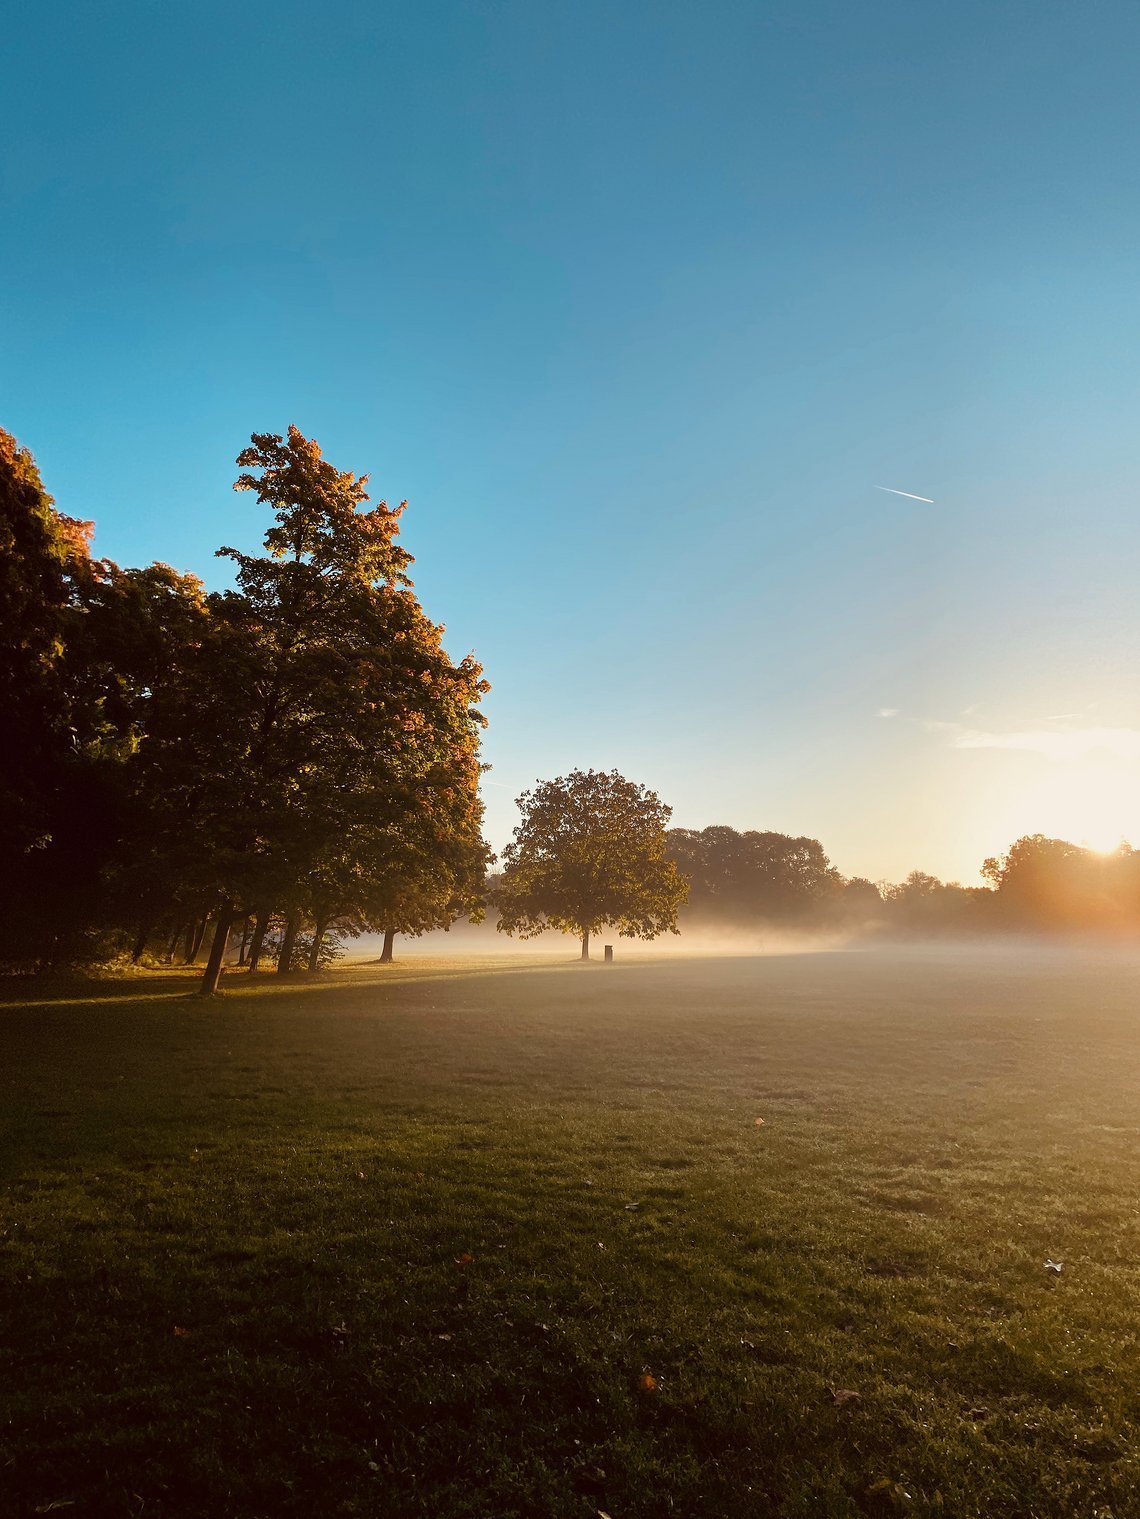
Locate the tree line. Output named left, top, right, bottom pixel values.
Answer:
left=664, top=826, right=1140, bottom=938
left=486, top=787, right=1140, bottom=951
left=0, top=426, right=490, bottom=992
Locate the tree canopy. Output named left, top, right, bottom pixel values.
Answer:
left=496, top=769, right=688, bottom=958
left=0, top=424, right=490, bottom=987
left=666, top=825, right=841, bottom=924
left=982, top=835, right=1140, bottom=932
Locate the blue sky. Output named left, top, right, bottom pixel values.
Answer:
left=4, top=0, right=1140, bottom=881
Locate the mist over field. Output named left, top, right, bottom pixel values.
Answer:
left=4, top=943, right=1140, bottom=1515
left=350, top=917, right=1140, bottom=963
left=347, top=919, right=861, bottom=959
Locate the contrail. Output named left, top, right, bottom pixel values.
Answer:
left=876, top=485, right=934, bottom=503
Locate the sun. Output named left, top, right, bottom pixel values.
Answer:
left=990, top=758, right=1139, bottom=856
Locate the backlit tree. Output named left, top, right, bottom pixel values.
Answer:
left=496, top=768, right=688, bottom=959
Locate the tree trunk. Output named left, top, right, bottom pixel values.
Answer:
left=307, top=918, right=328, bottom=973
left=198, top=903, right=236, bottom=996
left=247, top=911, right=269, bottom=973
left=379, top=927, right=395, bottom=963
left=165, top=923, right=184, bottom=964
left=237, top=914, right=252, bottom=966
left=130, top=917, right=153, bottom=964
left=276, top=913, right=299, bottom=975
left=581, top=928, right=590, bottom=960
left=185, top=916, right=207, bottom=965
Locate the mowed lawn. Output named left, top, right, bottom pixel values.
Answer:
left=2, top=949, right=1138, bottom=1518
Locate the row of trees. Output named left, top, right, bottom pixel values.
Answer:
left=491, top=793, right=1140, bottom=953
left=0, top=426, right=490, bottom=991
left=659, top=825, right=1140, bottom=938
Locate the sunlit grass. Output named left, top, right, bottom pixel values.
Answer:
left=2, top=948, right=1138, bottom=1516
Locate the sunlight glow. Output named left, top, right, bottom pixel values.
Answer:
left=984, top=758, right=1140, bottom=858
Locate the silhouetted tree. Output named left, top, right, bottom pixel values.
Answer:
left=667, top=825, right=841, bottom=924
left=982, top=835, right=1138, bottom=932
left=0, top=429, right=114, bottom=964
left=880, top=870, right=986, bottom=934
left=841, top=876, right=883, bottom=917
left=61, top=559, right=216, bottom=955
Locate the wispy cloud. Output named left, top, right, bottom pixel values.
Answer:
left=883, top=710, right=1140, bottom=762
left=952, top=726, right=1140, bottom=761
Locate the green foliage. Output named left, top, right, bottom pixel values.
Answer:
left=496, top=769, right=688, bottom=951
left=232, top=425, right=412, bottom=590
left=0, top=424, right=490, bottom=980
left=210, top=428, right=489, bottom=974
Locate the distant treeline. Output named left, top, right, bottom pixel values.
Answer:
left=1, top=426, right=489, bottom=991
left=667, top=826, right=1140, bottom=937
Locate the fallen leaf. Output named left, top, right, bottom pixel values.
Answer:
left=639, top=1372, right=658, bottom=1393
left=455, top=1252, right=474, bottom=1267
left=754, top=1117, right=765, bottom=1126
left=830, top=1387, right=860, bottom=1406
left=172, top=1326, right=190, bottom=1338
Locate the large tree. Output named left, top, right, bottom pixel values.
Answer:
left=496, top=768, right=688, bottom=959
left=189, top=426, right=488, bottom=992
left=0, top=424, right=490, bottom=980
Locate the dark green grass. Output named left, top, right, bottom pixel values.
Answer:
left=2, top=947, right=1138, bottom=1517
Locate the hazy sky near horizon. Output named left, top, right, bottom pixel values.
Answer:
left=4, top=1, right=1140, bottom=883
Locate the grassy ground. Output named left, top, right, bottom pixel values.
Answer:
left=1, top=946, right=1138, bottom=1517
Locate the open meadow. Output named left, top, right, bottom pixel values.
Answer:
left=2, top=947, right=1138, bottom=1518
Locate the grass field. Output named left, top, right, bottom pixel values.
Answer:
left=2, top=947, right=1138, bottom=1517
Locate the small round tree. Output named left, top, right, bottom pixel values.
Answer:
left=496, top=768, right=689, bottom=959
